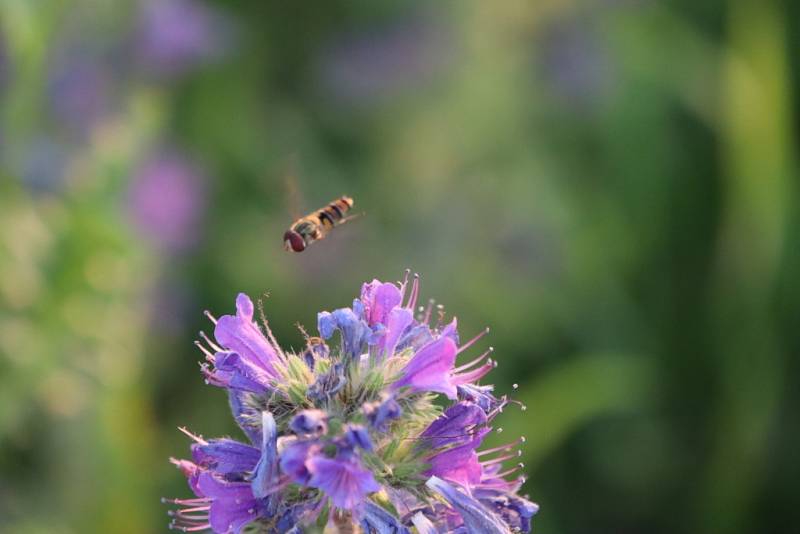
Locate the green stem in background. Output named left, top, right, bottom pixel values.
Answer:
left=703, top=0, right=796, bottom=532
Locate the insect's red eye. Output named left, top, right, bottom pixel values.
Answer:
left=283, top=231, right=306, bottom=252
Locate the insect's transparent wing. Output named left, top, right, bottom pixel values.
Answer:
left=282, top=155, right=306, bottom=220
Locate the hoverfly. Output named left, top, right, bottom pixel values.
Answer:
left=283, top=196, right=356, bottom=252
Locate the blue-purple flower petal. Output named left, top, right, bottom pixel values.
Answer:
left=227, top=389, right=262, bottom=445
left=214, top=293, right=280, bottom=380
left=210, top=350, right=273, bottom=392
left=308, top=362, right=347, bottom=402
left=360, top=501, right=411, bottom=534
left=191, top=438, right=260, bottom=474
left=318, top=307, right=372, bottom=358
left=302, top=339, right=330, bottom=370
left=426, top=442, right=483, bottom=487
left=307, top=456, right=380, bottom=510
left=380, top=306, right=414, bottom=356
left=360, top=280, right=403, bottom=326
left=411, top=512, right=439, bottom=534
left=290, top=409, right=328, bottom=435
left=344, top=424, right=373, bottom=452
left=196, top=471, right=260, bottom=534
left=392, top=337, right=457, bottom=398
left=421, top=402, right=488, bottom=449
left=364, top=396, right=402, bottom=430
left=396, top=323, right=435, bottom=352
left=251, top=411, right=279, bottom=499
left=425, top=476, right=509, bottom=534
left=279, top=439, right=319, bottom=485
left=440, top=317, right=459, bottom=345
left=457, top=384, right=505, bottom=415
left=474, top=488, right=539, bottom=533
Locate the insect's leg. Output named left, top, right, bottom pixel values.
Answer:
left=337, top=212, right=364, bottom=226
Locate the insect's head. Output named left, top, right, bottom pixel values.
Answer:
left=283, top=229, right=306, bottom=252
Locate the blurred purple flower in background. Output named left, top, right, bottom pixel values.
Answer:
left=0, top=29, right=9, bottom=152
left=135, top=0, right=232, bottom=77
left=47, top=51, right=114, bottom=137
left=127, top=150, right=207, bottom=253
left=0, top=28, right=9, bottom=94
left=317, top=14, right=453, bottom=107
left=539, top=17, right=614, bottom=107
left=20, top=137, right=71, bottom=193
left=148, top=280, right=198, bottom=336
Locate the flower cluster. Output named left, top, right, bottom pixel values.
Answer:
left=166, top=273, right=538, bottom=533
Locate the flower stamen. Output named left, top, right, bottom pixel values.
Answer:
left=199, top=331, right=222, bottom=353
left=406, top=273, right=421, bottom=310
left=457, top=327, right=490, bottom=354
left=193, top=340, right=215, bottom=361
left=454, top=347, right=494, bottom=373
left=477, top=437, right=526, bottom=457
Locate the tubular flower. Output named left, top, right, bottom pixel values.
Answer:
left=166, top=272, right=538, bottom=532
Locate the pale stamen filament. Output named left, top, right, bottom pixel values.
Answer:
left=454, top=347, right=494, bottom=373
left=457, top=327, right=490, bottom=354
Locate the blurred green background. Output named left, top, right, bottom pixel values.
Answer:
left=1, top=0, right=798, bottom=533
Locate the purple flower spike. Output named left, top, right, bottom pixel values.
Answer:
left=392, top=337, right=458, bottom=398
left=213, top=293, right=281, bottom=382
left=168, top=274, right=538, bottom=532
left=425, top=476, right=510, bottom=534
left=307, top=456, right=380, bottom=510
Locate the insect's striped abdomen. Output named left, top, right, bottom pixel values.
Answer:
left=315, top=196, right=353, bottom=228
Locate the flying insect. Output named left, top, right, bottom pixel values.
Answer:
left=283, top=196, right=356, bottom=252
